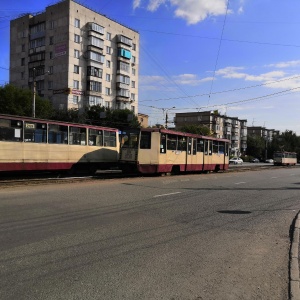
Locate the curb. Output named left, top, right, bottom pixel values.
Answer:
left=290, top=212, right=300, bottom=300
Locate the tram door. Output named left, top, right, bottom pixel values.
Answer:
left=186, top=137, right=196, bottom=171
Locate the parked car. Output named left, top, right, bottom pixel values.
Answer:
left=229, top=157, right=243, bottom=165
left=250, top=158, right=260, bottom=163
left=265, top=159, right=274, bottom=163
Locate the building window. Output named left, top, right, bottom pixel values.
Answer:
left=21, top=72, right=24, bottom=79
left=131, top=81, right=135, bottom=88
left=49, top=36, right=54, bottom=45
left=74, top=65, right=79, bottom=74
left=132, top=56, right=136, bottom=64
left=89, top=23, right=104, bottom=34
left=74, top=49, right=80, bottom=58
left=87, top=81, right=102, bottom=92
left=74, top=34, right=80, bottom=43
left=49, top=52, right=53, bottom=59
left=89, top=36, right=104, bottom=49
left=106, top=46, right=111, bottom=54
left=132, top=43, right=136, bottom=50
left=88, top=51, right=105, bottom=63
left=73, top=95, right=79, bottom=104
left=132, top=68, right=136, bottom=75
left=87, top=66, right=103, bottom=78
left=73, top=80, right=79, bottom=89
left=117, top=88, right=130, bottom=98
left=105, top=87, right=110, bottom=95
left=118, top=61, right=130, bottom=73
left=119, top=35, right=132, bottom=46
left=75, top=18, right=80, bottom=28
left=118, top=48, right=131, bottom=59
left=106, top=32, right=111, bottom=41
left=106, top=60, right=111, bottom=68
left=106, top=74, right=110, bottom=82
left=21, top=58, right=25, bottom=66
left=88, top=96, right=103, bottom=106
left=131, top=93, right=135, bottom=101
left=131, top=106, right=135, bottom=113
left=117, top=74, right=130, bottom=85
left=105, top=101, right=110, bottom=108
left=49, top=20, right=54, bottom=29
left=49, top=66, right=53, bottom=74
left=30, top=37, right=46, bottom=49
left=48, top=81, right=53, bottom=90
left=22, top=44, right=25, bottom=52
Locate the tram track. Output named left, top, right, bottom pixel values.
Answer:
left=0, top=164, right=297, bottom=188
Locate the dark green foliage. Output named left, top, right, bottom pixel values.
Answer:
left=0, top=84, right=53, bottom=118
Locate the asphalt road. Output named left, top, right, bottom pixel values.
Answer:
left=1, top=167, right=300, bottom=300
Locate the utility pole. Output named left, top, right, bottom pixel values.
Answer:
left=32, top=68, right=36, bottom=118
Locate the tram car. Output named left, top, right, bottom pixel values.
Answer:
left=119, top=128, right=230, bottom=175
left=0, top=114, right=120, bottom=174
left=273, top=151, right=297, bottom=166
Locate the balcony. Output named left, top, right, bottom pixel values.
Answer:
left=117, top=35, right=132, bottom=47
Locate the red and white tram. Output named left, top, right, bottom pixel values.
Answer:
left=119, top=128, right=230, bottom=174
left=0, top=114, right=120, bottom=174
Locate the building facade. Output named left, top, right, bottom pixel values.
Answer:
left=174, top=110, right=247, bottom=156
left=10, top=0, right=139, bottom=113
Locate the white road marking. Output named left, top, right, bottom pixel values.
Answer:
left=235, top=182, right=246, bottom=185
left=153, top=192, right=182, bottom=198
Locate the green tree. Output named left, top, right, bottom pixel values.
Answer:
left=246, top=135, right=265, bottom=159
left=0, top=84, right=53, bottom=118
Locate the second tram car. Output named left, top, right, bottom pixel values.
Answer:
left=119, top=128, right=230, bottom=174
left=273, top=151, right=297, bottom=166
left=0, top=114, right=120, bottom=174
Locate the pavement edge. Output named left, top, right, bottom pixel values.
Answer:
left=290, top=212, right=300, bottom=300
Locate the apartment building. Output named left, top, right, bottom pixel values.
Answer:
left=174, top=110, right=247, bottom=156
left=247, top=126, right=280, bottom=141
left=10, top=0, right=139, bottom=112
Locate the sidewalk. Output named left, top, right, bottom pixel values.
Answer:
left=290, top=212, right=300, bottom=299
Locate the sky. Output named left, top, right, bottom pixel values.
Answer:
left=1, top=0, right=300, bottom=133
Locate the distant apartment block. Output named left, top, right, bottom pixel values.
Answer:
left=247, top=126, right=280, bottom=141
left=10, top=0, right=139, bottom=112
left=174, top=110, right=247, bottom=156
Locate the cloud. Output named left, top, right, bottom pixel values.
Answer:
left=133, top=0, right=142, bottom=10
left=133, top=0, right=230, bottom=24
left=216, top=67, right=285, bottom=82
left=267, top=60, right=300, bottom=68
left=173, top=73, right=213, bottom=85
left=216, top=65, right=300, bottom=90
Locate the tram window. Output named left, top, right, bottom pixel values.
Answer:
left=122, top=132, right=138, bottom=148
left=104, top=131, right=116, bottom=147
left=204, top=140, right=209, bottom=155
left=177, top=136, right=186, bottom=151
left=167, top=134, right=177, bottom=151
left=69, top=127, right=86, bottom=145
left=140, top=131, right=151, bottom=149
left=219, top=142, right=225, bottom=154
left=197, top=139, right=204, bottom=152
left=213, top=142, right=219, bottom=154
left=208, top=141, right=212, bottom=155
left=0, top=118, right=23, bottom=142
left=192, top=138, right=197, bottom=155
left=88, top=129, right=103, bottom=146
left=48, top=124, right=68, bottom=144
left=160, top=134, right=166, bottom=153
left=24, top=122, right=47, bottom=143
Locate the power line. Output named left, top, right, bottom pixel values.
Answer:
left=139, top=74, right=300, bottom=102
left=207, top=0, right=229, bottom=105
left=140, top=86, right=300, bottom=111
